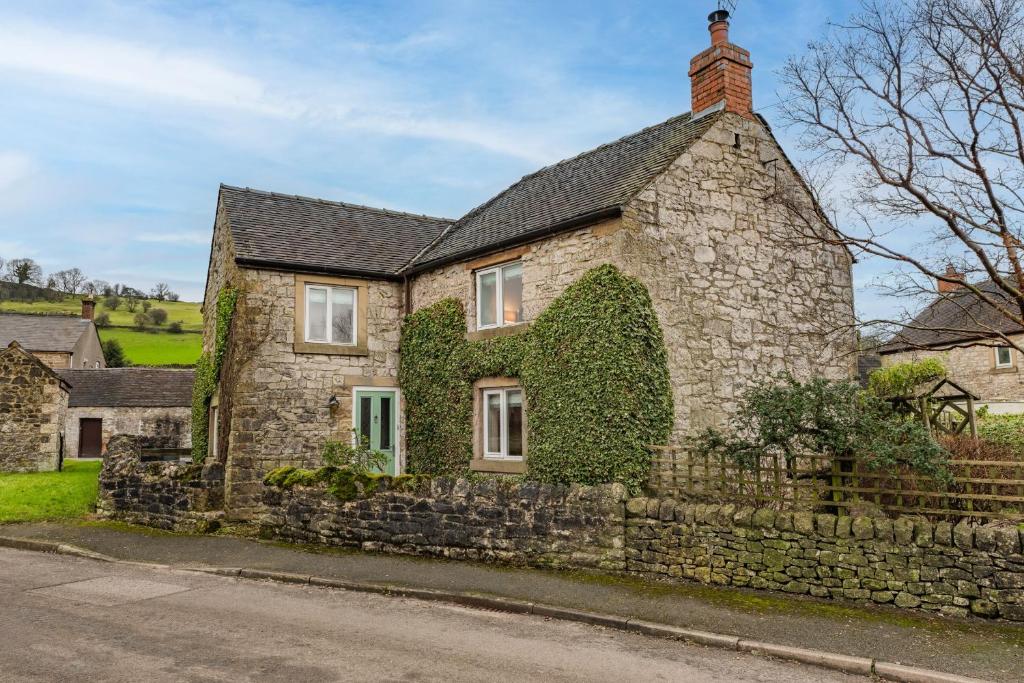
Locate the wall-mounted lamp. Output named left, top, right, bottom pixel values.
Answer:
left=326, top=394, right=339, bottom=409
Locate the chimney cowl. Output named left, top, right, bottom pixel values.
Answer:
left=708, top=9, right=730, bottom=23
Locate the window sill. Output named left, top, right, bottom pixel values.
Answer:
left=293, top=341, right=368, bottom=356
left=467, top=323, right=530, bottom=342
left=991, top=366, right=1018, bottom=374
left=470, top=458, right=526, bottom=474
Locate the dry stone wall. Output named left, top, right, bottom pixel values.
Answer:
left=261, top=478, right=627, bottom=570
left=626, top=498, right=1024, bottom=622
left=0, top=346, right=68, bottom=472
left=97, top=435, right=223, bottom=531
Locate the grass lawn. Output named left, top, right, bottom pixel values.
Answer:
left=99, top=327, right=202, bottom=366
left=0, top=295, right=202, bottom=331
left=0, top=460, right=101, bottom=523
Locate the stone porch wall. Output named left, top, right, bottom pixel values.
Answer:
left=97, top=435, right=224, bottom=532
left=260, top=478, right=627, bottom=570
left=626, top=499, right=1024, bottom=622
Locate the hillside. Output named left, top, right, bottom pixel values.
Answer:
left=0, top=293, right=203, bottom=366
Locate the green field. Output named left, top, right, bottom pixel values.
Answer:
left=0, top=295, right=202, bottom=331
left=99, top=328, right=202, bottom=366
left=0, top=460, right=101, bottom=523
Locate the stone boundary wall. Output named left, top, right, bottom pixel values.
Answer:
left=260, top=478, right=627, bottom=571
left=625, top=499, right=1024, bottom=622
left=97, top=435, right=224, bottom=532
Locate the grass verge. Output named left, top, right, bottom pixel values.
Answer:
left=0, top=460, right=101, bottom=523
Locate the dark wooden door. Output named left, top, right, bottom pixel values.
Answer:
left=79, top=419, right=102, bottom=457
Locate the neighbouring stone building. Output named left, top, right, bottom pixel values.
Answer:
left=0, top=341, right=70, bottom=472
left=0, top=299, right=104, bottom=370
left=58, top=368, right=194, bottom=457
left=202, top=10, right=856, bottom=518
left=880, top=274, right=1024, bottom=413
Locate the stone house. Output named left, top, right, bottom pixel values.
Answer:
left=57, top=368, right=194, bottom=458
left=202, top=10, right=856, bottom=517
left=0, top=341, right=70, bottom=472
left=880, top=276, right=1024, bottom=413
left=0, top=299, right=104, bottom=370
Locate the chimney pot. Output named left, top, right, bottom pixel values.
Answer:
left=708, top=10, right=730, bottom=45
left=81, top=297, right=95, bottom=321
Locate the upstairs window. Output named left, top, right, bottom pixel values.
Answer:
left=476, top=261, right=523, bottom=330
left=995, top=346, right=1014, bottom=369
left=305, top=284, right=356, bottom=345
left=482, top=387, right=524, bottom=460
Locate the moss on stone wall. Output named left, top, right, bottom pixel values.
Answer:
left=399, top=264, right=672, bottom=493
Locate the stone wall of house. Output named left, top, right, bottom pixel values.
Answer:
left=30, top=351, right=72, bottom=370
left=65, top=406, right=191, bottom=457
left=409, top=217, right=636, bottom=330
left=261, top=478, right=627, bottom=570
left=97, top=435, right=223, bottom=531
left=0, top=346, right=68, bottom=472
left=882, top=334, right=1024, bottom=406
left=626, top=499, right=1024, bottom=622
left=624, top=114, right=856, bottom=436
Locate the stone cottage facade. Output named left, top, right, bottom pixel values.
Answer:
left=880, top=277, right=1024, bottom=413
left=202, top=11, right=856, bottom=517
left=0, top=342, right=70, bottom=472
left=58, top=368, right=194, bottom=457
left=0, top=300, right=104, bottom=370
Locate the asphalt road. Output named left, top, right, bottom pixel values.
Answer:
left=0, top=548, right=865, bottom=682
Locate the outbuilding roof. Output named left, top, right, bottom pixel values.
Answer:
left=58, top=368, right=195, bottom=408
left=218, top=185, right=452, bottom=279
left=0, top=313, right=92, bottom=353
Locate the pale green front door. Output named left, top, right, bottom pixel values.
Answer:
left=355, top=390, right=397, bottom=475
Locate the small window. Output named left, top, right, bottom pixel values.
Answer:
left=209, top=405, right=219, bottom=459
left=305, top=284, right=356, bottom=345
left=94, top=361, right=100, bottom=369
left=995, top=346, right=1013, bottom=369
left=476, top=262, right=523, bottom=330
left=482, top=387, right=524, bottom=460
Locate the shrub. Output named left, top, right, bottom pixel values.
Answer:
left=142, top=300, right=152, bottom=313
left=149, top=308, right=168, bottom=325
left=977, top=413, right=1024, bottom=452
left=695, top=374, right=951, bottom=483
left=868, top=358, right=946, bottom=397
left=101, top=339, right=129, bottom=368
left=167, top=320, right=183, bottom=334
left=133, top=312, right=148, bottom=330
left=104, top=295, right=120, bottom=311
left=522, top=264, right=673, bottom=493
left=321, top=435, right=389, bottom=474
left=93, top=312, right=111, bottom=328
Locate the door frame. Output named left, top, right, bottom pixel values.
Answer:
left=351, top=387, right=402, bottom=474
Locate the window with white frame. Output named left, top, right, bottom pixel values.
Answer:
left=476, top=261, right=523, bottom=330
left=482, top=387, right=524, bottom=459
left=995, top=346, right=1014, bottom=369
left=305, top=284, right=356, bottom=345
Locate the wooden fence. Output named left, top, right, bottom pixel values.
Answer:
left=649, top=446, right=1024, bottom=521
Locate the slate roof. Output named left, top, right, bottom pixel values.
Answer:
left=58, top=369, right=195, bottom=408
left=407, top=111, right=721, bottom=271
left=219, top=185, right=453, bottom=278
left=0, top=313, right=92, bottom=353
left=879, top=280, right=1024, bottom=353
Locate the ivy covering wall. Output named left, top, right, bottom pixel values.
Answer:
left=191, top=286, right=238, bottom=463
left=399, top=264, right=672, bottom=493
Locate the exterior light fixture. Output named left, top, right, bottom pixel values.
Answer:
left=326, top=395, right=339, bottom=408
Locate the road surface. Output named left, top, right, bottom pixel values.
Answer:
left=0, top=548, right=863, bottom=682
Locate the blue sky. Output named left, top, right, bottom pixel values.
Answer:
left=0, top=0, right=891, bottom=311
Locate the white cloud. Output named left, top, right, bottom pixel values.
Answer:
left=0, top=152, right=34, bottom=190
left=135, top=231, right=210, bottom=246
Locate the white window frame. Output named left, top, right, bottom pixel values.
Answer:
left=482, top=387, right=523, bottom=461
left=995, top=346, right=1014, bottom=369
left=304, top=284, right=357, bottom=345
left=475, top=261, right=522, bottom=331
left=208, top=405, right=219, bottom=459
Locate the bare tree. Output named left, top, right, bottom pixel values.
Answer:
left=777, top=0, right=1024, bottom=351
left=5, top=258, right=43, bottom=286
left=152, top=282, right=171, bottom=301
left=52, top=267, right=88, bottom=294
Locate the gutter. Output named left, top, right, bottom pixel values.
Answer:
left=401, top=206, right=623, bottom=276
left=233, top=258, right=403, bottom=283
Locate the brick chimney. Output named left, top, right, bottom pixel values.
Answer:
left=937, top=265, right=965, bottom=294
left=81, top=297, right=95, bottom=321
left=689, top=10, right=754, bottom=119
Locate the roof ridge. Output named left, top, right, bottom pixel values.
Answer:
left=447, top=111, right=697, bottom=236
left=219, top=183, right=454, bottom=223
